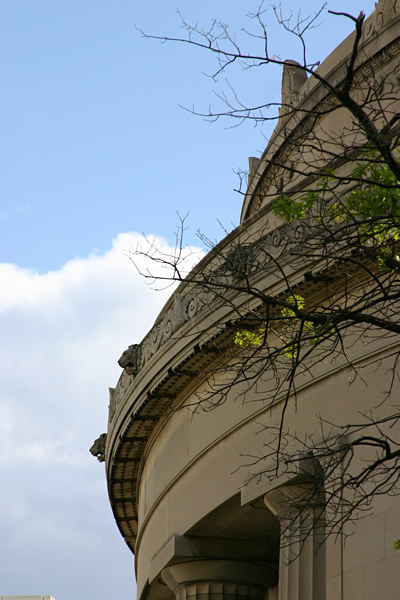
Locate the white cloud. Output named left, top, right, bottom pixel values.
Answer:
left=0, top=232, right=203, bottom=600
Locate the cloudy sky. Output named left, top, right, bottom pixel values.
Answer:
left=0, top=1, right=376, bottom=599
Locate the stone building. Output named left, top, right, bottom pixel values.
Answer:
left=96, top=3, right=400, bottom=600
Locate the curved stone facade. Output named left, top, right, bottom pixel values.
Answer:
left=103, top=5, right=400, bottom=600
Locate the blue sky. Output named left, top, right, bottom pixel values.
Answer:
left=1, top=0, right=376, bottom=272
left=0, top=1, right=377, bottom=599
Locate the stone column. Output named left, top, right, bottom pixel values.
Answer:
left=161, top=559, right=278, bottom=600
left=264, top=482, right=326, bottom=600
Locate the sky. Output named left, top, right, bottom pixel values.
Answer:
left=0, top=1, right=377, bottom=599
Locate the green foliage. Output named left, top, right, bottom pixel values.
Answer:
left=234, top=295, right=305, bottom=351
left=394, top=539, right=400, bottom=550
left=274, top=150, right=400, bottom=238
left=281, top=294, right=305, bottom=317
left=343, top=155, right=400, bottom=219
left=234, top=327, right=266, bottom=348
left=280, top=295, right=306, bottom=359
left=234, top=292, right=335, bottom=359
left=274, top=190, right=319, bottom=221
left=274, top=150, right=400, bottom=271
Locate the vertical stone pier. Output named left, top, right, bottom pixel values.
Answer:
left=265, top=482, right=326, bottom=600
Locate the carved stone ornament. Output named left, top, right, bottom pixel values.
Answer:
left=140, top=290, right=212, bottom=370
left=375, top=0, right=400, bottom=31
left=108, top=387, right=116, bottom=423
left=280, top=60, right=308, bottom=118
left=248, top=156, right=260, bottom=180
left=90, top=433, right=107, bottom=462
left=118, top=344, right=142, bottom=376
left=225, top=245, right=255, bottom=281
left=109, top=374, right=130, bottom=425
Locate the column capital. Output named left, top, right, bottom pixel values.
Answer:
left=162, top=559, right=278, bottom=600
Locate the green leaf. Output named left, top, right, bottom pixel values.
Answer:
left=234, top=327, right=266, bottom=348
